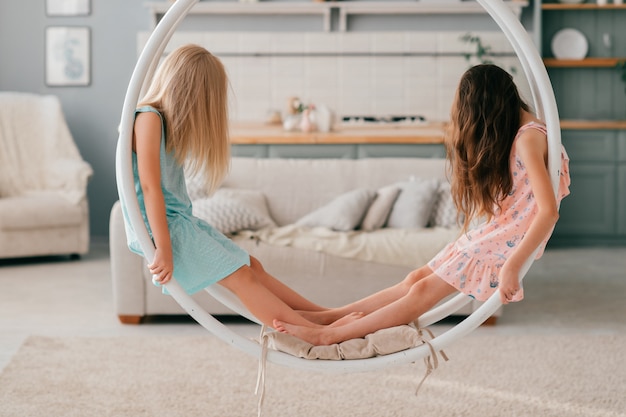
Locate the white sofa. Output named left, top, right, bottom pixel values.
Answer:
left=110, top=157, right=501, bottom=324
left=0, top=92, right=92, bottom=259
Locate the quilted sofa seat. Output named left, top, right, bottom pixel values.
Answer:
left=110, top=157, right=502, bottom=324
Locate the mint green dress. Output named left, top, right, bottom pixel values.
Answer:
left=121, top=106, right=250, bottom=295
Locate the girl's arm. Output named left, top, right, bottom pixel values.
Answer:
left=133, top=111, right=174, bottom=285
left=498, top=128, right=560, bottom=304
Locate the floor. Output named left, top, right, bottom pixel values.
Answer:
left=1, top=240, right=625, bottom=371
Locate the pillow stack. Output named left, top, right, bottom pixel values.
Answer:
left=295, top=177, right=459, bottom=232
left=188, top=176, right=460, bottom=235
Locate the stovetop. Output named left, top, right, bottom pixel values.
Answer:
left=341, top=115, right=427, bottom=126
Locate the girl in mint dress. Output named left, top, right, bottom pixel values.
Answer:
left=274, top=64, right=571, bottom=346
left=123, top=44, right=351, bottom=330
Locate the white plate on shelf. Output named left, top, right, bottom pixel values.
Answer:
left=551, top=28, right=588, bottom=60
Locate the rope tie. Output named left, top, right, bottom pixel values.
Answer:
left=255, top=324, right=270, bottom=417
left=412, top=323, right=449, bottom=395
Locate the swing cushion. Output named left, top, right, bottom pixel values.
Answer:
left=266, top=325, right=423, bottom=360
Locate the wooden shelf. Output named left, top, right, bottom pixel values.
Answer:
left=559, top=120, right=626, bottom=130
left=544, top=57, right=625, bottom=68
left=229, top=123, right=446, bottom=145
left=542, top=3, right=626, bottom=10
left=145, top=1, right=529, bottom=32
left=337, top=1, right=528, bottom=32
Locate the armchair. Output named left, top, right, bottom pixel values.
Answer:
left=0, top=92, right=93, bottom=259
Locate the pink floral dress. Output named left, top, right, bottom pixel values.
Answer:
left=428, top=122, right=571, bottom=302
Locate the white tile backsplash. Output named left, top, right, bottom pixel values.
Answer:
left=140, top=31, right=521, bottom=123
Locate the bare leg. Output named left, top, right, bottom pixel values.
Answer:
left=328, top=312, right=364, bottom=328
left=248, top=256, right=327, bottom=312
left=274, top=274, right=456, bottom=346
left=298, top=265, right=434, bottom=324
left=218, top=264, right=322, bottom=329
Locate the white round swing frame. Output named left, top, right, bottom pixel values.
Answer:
left=115, top=0, right=562, bottom=373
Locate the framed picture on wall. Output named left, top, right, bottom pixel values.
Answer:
left=46, top=0, right=91, bottom=16
left=45, top=26, right=91, bottom=87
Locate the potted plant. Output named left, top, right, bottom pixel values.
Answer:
left=460, top=32, right=517, bottom=74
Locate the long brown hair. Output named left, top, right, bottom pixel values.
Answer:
left=446, top=64, right=531, bottom=232
left=138, top=44, right=230, bottom=194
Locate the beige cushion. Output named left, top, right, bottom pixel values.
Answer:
left=360, top=185, right=401, bottom=231
left=192, top=188, right=276, bottom=234
left=266, top=325, right=423, bottom=360
left=0, top=194, right=84, bottom=231
left=295, top=188, right=376, bottom=232
left=386, top=178, right=439, bottom=229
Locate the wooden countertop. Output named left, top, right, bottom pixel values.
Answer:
left=229, top=122, right=447, bottom=145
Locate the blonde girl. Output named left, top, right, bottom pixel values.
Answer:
left=274, top=64, right=571, bottom=345
left=124, top=44, right=358, bottom=329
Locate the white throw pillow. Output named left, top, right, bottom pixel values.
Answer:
left=386, top=178, right=439, bottom=229
left=360, top=184, right=401, bottom=231
left=429, top=181, right=460, bottom=228
left=295, top=188, right=376, bottom=232
left=192, top=188, right=276, bottom=235
left=185, top=171, right=209, bottom=201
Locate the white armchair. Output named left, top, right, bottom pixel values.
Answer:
left=0, top=92, right=93, bottom=259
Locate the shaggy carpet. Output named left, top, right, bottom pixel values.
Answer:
left=0, top=334, right=624, bottom=417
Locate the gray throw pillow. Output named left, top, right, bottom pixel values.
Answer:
left=386, top=178, right=439, bottom=229
left=360, top=184, right=401, bottom=231
left=295, top=188, right=376, bottom=232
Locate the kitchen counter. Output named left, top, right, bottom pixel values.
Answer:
left=229, top=122, right=447, bottom=144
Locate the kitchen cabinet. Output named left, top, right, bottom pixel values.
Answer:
left=229, top=123, right=447, bottom=159
left=536, top=1, right=626, bottom=245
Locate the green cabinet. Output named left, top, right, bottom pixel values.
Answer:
left=553, top=130, right=626, bottom=245
left=538, top=1, right=626, bottom=246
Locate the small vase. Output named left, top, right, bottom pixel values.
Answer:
left=299, top=109, right=316, bottom=133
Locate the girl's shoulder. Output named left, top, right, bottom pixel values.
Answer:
left=136, top=105, right=161, bottom=116
left=518, top=120, right=547, bottom=136
left=515, top=122, right=549, bottom=162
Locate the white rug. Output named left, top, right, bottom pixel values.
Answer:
left=0, top=334, right=624, bottom=417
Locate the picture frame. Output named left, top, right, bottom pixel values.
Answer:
left=45, top=26, right=91, bottom=87
left=46, top=0, right=91, bottom=17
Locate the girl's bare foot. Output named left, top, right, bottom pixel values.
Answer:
left=273, top=319, right=331, bottom=345
left=297, top=308, right=349, bottom=325
left=329, top=312, right=364, bottom=328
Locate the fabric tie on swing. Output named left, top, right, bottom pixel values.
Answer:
left=253, top=322, right=449, bottom=416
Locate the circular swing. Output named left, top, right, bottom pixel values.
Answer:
left=116, top=0, right=562, bottom=373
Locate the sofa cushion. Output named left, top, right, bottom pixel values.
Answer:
left=360, top=184, right=401, bottom=231
left=192, top=188, right=276, bottom=234
left=0, top=193, right=84, bottom=231
left=386, top=178, right=440, bottom=229
left=295, top=188, right=376, bottom=232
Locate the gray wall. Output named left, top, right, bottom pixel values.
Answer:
left=0, top=0, right=149, bottom=239
left=0, top=0, right=534, bottom=240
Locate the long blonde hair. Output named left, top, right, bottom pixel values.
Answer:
left=446, top=64, right=531, bottom=232
left=138, top=44, right=230, bottom=194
